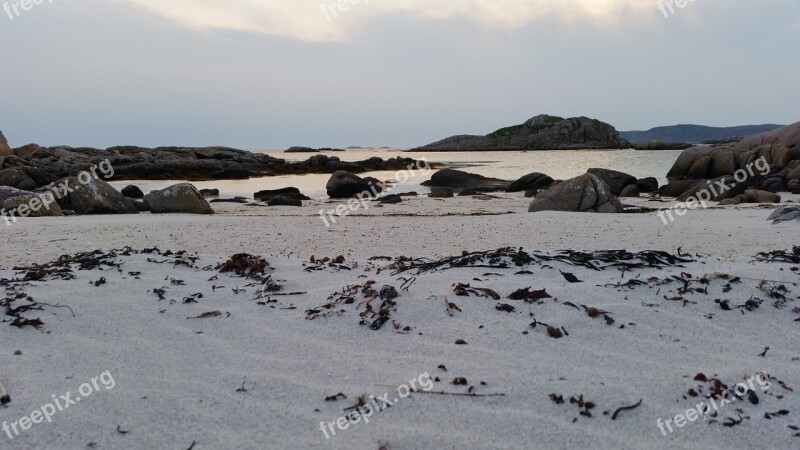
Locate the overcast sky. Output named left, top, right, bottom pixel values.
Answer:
left=1, top=0, right=798, bottom=149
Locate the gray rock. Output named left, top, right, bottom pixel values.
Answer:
left=0, top=186, right=63, bottom=217
left=767, top=205, right=800, bottom=223
left=0, top=169, right=36, bottom=190
left=619, top=184, right=641, bottom=198
left=326, top=171, right=378, bottom=198
left=199, top=188, right=220, bottom=197
left=507, top=172, right=554, bottom=193
left=377, top=194, right=402, bottom=204
left=429, top=187, right=454, bottom=198
left=636, top=177, right=659, bottom=193
left=528, top=173, right=623, bottom=213
left=121, top=185, right=145, bottom=199
left=143, top=183, right=214, bottom=214
left=421, top=169, right=510, bottom=192
left=676, top=176, right=746, bottom=202
left=51, top=177, right=138, bottom=215
left=254, top=187, right=310, bottom=202
left=587, top=168, right=637, bottom=196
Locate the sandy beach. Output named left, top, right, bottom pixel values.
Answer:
left=2, top=195, right=799, bottom=450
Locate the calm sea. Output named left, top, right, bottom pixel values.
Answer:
left=109, top=149, right=682, bottom=199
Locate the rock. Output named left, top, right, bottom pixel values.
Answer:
left=718, top=189, right=781, bottom=205
left=267, top=196, right=303, bottom=207
left=326, top=171, right=380, bottom=198
left=421, top=169, right=510, bottom=192
left=676, top=176, right=746, bottom=202
left=528, top=173, right=623, bottom=213
left=636, top=177, right=659, bottom=193
left=143, top=183, right=214, bottom=214
left=587, top=168, right=637, bottom=196
left=619, top=184, right=641, bottom=198
left=378, top=194, right=402, bottom=204
left=50, top=177, right=139, bottom=215
left=0, top=186, right=63, bottom=217
left=199, top=188, right=220, bottom=197
left=761, top=177, right=786, bottom=193
left=254, top=187, right=310, bottom=203
left=411, top=115, right=630, bottom=151
left=361, top=177, right=386, bottom=194
left=121, top=185, right=145, bottom=199
left=659, top=180, right=701, bottom=197
left=131, top=199, right=149, bottom=212
left=0, top=169, right=37, bottom=190
left=429, top=187, right=454, bottom=198
left=507, top=172, right=554, bottom=193
left=788, top=179, right=800, bottom=194
left=0, top=131, right=11, bottom=156
left=767, top=205, right=800, bottom=223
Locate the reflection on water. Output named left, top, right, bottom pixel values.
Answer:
left=109, top=149, right=682, bottom=199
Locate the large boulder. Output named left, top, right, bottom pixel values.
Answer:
left=507, top=172, right=554, bottom=193
left=528, top=173, right=623, bottom=213
left=676, top=176, right=747, bottom=202
left=254, top=187, right=310, bottom=202
left=0, top=186, right=63, bottom=217
left=326, top=171, right=378, bottom=198
left=587, top=168, right=637, bottom=196
left=0, top=168, right=37, bottom=190
left=51, top=177, right=138, bottom=215
left=143, top=183, right=214, bottom=214
left=421, top=169, right=510, bottom=193
left=0, top=131, right=11, bottom=156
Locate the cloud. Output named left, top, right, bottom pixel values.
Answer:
left=116, top=0, right=655, bottom=42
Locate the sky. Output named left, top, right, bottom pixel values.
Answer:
left=1, top=0, right=798, bottom=149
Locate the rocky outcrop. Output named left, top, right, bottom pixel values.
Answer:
left=50, top=177, right=139, bottom=215
left=143, top=183, right=214, bottom=214
left=528, top=173, right=623, bottom=213
left=664, top=121, right=800, bottom=197
left=421, top=169, right=510, bottom=193
left=2, top=144, right=429, bottom=182
left=411, top=115, right=631, bottom=151
left=285, top=147, right=320, bottom=153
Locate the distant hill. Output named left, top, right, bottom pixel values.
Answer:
left=621, top=124, right=784, bottom=144
left=410, top=115, right=630, bottom=151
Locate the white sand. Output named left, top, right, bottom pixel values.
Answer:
left=1, top=195, right=799, bottom=449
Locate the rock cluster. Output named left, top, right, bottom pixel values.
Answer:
left=663, top=122, right=800, bottom=197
